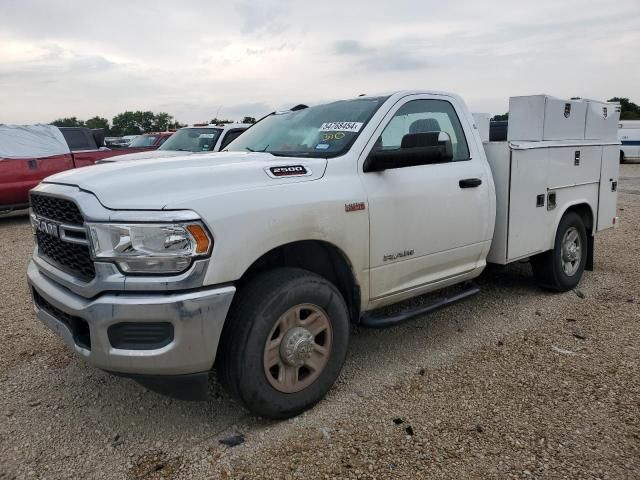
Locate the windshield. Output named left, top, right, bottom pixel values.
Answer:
left=129, top=135, right=158, bottom=147
left=225, top=96, right=388, bottom=157
left=159, top=127, right=223, bottom=152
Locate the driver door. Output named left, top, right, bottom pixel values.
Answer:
left=359, top=94, right=492, bottom=302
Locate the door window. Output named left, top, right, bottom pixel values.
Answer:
left=379, top=99, right=470, bottom=161
left=220, top=129, right=245, bottom=150
left=60, top=128, right=95, bottom=151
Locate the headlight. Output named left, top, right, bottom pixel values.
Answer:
left=86, top=222, right=212, bottom=274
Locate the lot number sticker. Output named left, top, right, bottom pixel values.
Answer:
left=319, top=122, right=363, bottom=133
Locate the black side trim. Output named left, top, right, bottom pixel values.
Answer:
left=109, top=371, right=209, bottom=401
left=0, top=203, right=29, bottom=213
left=359, top=282, right=480, bottom=329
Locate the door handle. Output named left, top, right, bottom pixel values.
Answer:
left=459, top=178, right=482, bottom=188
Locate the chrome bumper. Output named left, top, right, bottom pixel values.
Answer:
left=27, top=260, right=235, bottom=375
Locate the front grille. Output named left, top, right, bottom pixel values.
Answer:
left=36, top=230, right=96, bottom=281
left=32, top=289, right=91, bottom=350
left=30, top=193, right=84, bottom=226
left=31, top=193, right=95, bottom=281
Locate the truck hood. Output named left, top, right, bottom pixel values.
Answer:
left=44, top=152, right=328, bottom=210
left=102, top=150, right=189, bottom=162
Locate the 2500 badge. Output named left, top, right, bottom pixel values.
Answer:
left=268, top=165, right=310, bottom=177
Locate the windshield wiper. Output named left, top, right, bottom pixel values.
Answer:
left=246, top=145, right=270, bottom=153
left=271, top=151, right=312, bottom=157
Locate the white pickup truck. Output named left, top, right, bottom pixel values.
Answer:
left=27, top=91, right=620, bottom=419
left=100, top=123, right=252, bottom=163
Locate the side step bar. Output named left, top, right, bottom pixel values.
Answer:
left=359, top=282, right=480, bottom=329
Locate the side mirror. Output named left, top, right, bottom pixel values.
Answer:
left=92, top=129, right=106, bottom=148
left=364, top=132, right=453, bottom=172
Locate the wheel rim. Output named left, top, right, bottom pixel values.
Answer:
left=263, top=304, right=333, bottom=393
left=561, top=226, right=582, bottom=276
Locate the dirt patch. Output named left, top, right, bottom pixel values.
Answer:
left=128, top=451, right=184, bottom=480
left=1, top=165, right=639, bottom=479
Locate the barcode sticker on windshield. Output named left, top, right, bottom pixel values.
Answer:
left=319, top=122, right=363, bottom=133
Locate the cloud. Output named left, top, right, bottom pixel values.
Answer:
left=245, top=43, right=295, bottom=56
left=0, top=44, right=117, bottom=82
left=334, top=39, right=430, bottom=71
left=234, top=0, right=294, bottom=35
left=334, top=40, right=373, bottom=55
left=0, top=0, right=639, bottom=124
left=154, top=101, right=275, bottom=124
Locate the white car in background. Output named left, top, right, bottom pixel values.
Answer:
left=103, top=123, right=252, bottom=162
left=121, top=135, right=140, bottom=145
left=619, top=120, right=640, bottom=163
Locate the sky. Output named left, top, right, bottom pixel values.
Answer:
left=1, top=0, right=639, bottom=125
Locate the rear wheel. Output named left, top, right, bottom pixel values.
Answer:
left=620, top=150, right=626, bottom=164
left=531, top=211, right=587, bottom=292
left=218, top=268, right=350, bottom=419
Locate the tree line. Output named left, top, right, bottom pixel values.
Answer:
left=51, top=112, right=258, bottom=137
left=491, top=97, right=640, bottom=121
left=210, top=116, right=256, bottom=125
left=608, top=97, right=640, bottom=120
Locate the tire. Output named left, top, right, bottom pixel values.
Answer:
left=218, top=268, right=350, bottom=419
left=531, top=211, right=588, bottom=292
left=620, top=151, right=626, bottom=164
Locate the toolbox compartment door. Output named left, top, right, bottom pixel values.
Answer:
left=506, top=148, right=551, bottom=260
left=547, top=146, right=602, bottom=189
left=596, top=145, right=620, bottom=231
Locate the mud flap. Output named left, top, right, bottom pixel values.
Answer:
left=109, top=371, right=210, bottom=401
left=586, top=236, right=594, bottom=272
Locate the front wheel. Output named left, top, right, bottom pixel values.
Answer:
left=217, top=268, right=350, bottom=419
left=531, top=211, right=588, bottom=292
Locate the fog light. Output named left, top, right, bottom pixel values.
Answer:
left=108, top=322, right=174, bottom=350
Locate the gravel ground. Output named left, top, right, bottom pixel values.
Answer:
left=1, top=164, right=639, bottom=479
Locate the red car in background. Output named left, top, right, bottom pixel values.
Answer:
left=126, top=131, right=173, bottom=150
left=57, top=127, right=132, bottom=166
left=1, top=125, right=132, bottom=213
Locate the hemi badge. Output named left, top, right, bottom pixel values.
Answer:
left=345, top=202, right=366, bottom=212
